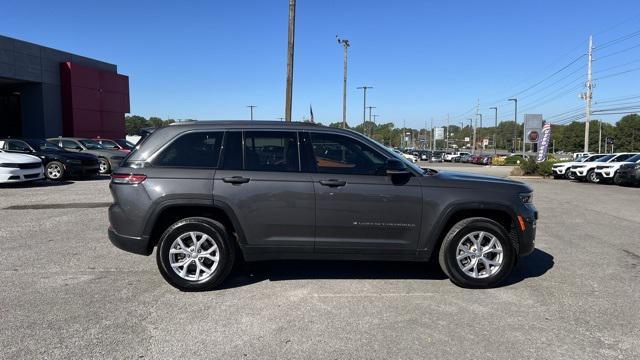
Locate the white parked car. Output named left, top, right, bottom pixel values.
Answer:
left=0, top=149, right=44, bottom=184
left=552, top=154, right=605, bottom=180
left=444, top=151, right=470, bottom=162
left=594, top=153, right=640, bottom=184
left=573, top=152, right=591, bottom=160
left=570, top=153, right=637, bottom=183
left=392, top=149, right=417, bottom=163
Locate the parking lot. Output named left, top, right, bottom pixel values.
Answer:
left=1, top=164, right=639, bottom=359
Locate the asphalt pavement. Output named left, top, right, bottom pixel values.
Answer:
left=0, top=166, right=638, bottom=359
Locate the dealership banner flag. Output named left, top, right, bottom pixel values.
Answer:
left=537, top=122, right=552, bottom=162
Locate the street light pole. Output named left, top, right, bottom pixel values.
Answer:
left=337, top=36, right=350, bottom=129
left=357, top=86, right=373, bottom=133
left=490, top=107, right=498, bottom=156
left=247, top=105, right=256, bottom=121
left=508, top=98, right=518, bottom=153
left=284, top=0, right=296, bottom=122
left=468, top=118, right=473, bottom=153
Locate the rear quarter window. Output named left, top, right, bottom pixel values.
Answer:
left=151, top=131, right=223, bottom=168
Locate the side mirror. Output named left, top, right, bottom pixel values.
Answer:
left=386, top=158, right=409, bottom=175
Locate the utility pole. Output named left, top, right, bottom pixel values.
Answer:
left=582, top=35, right=594, bottom=152
left=490, top=107, right=498, bottom=155
left=247, top=105, right=257, bottom=120
left=508, top=98, right=518, bottom=153
left=337, top=36, right=350, bottom=129
left=372, top=114, right=379, bottom=125
left=431, top=118, right=435, bottom=151
left=357, top=86, right=373, bottom=132
left=367, top=106, right=376, bottom=137
left=284, top=0, right=296, bottom=122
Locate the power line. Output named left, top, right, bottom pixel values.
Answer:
left=596, top=29, right=640, bottom=50
left=596, top=42, right=640, bottom=61
left=593, top=66, right=640, bottom=81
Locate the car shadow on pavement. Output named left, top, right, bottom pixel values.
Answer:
left=502, top=249, right=554, bottom=286
left=0, top=180, right=74, bottom=188
left=219, top=249, right=554, bottom=290
left=220, top=260, right=448, bottom=290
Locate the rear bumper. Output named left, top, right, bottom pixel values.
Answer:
left=108, top=226, right=152, bottom=255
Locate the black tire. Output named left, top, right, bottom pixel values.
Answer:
left=438, top=217, right=515, bottom=288
left=586, top=169, right=600, bottom=183
left=156, top=217, right=235, bottom=291
left=45, top=161, right=65, bottom=181
left=98, top=157, right=111, bottom=174
left=613, top=172, right=623, bottom=186
left=565, top=170, right=576, bottom=180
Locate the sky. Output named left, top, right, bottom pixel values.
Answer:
left=2, top=0, right=640, bottom=129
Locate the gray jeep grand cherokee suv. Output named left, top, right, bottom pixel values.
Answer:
left=108, top=121, right=537, bottom=290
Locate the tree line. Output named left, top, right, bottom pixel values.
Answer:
left=126, top=114, right=640, bottom=153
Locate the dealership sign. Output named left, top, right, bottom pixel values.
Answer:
left=524, top=114, right=543, bottom=144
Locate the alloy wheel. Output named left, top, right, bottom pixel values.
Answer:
left=455, top=231, right=503, bottom=279
left=99, top=159, right=109, bottom=174
left=169, top=231, right=220, bottom=282
left=47, top=164, right=62, bottom=179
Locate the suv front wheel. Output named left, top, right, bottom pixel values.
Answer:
left=156, top=217, right=235, bottom=291
left=438, top=217, right=515, bottom=288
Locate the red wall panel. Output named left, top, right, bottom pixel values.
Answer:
left=60, top=62, right=130, bottom=138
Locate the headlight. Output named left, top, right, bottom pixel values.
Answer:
left=66, top=159, right=82, bottom=165
left=0, top=163, right=19, bottom=168
left=519, top=193, right=533, bottom=204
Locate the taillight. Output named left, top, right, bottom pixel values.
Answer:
left=111, top=173, right=147, bottom=185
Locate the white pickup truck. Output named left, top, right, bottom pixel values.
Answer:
left=443, top=151, right=470, bottom=162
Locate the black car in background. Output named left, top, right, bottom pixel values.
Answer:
left=0, top=139, right=100, bottom=180
left=616, top=162, right=640, bottom=186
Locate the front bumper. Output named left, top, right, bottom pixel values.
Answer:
left=0, top=167, right=44, bottom=183
left=552, top=167, right=567, bottom=175
left=617, top=169, right=640, bottom=184
left=594, top=169, right=614, bottom=178
left=516, top=204, right=537, bottom=257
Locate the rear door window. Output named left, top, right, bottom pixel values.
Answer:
left=152, top=131, right=223, bottom=168
left=243, top=131, right=299, bottom=172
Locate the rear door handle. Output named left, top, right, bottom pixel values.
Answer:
left=222, top=176, right=251, bottom=184
left=319, top=179, right=347, bottom=187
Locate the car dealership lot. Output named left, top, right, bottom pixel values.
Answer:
left=1, top=168, right=639, bottom=359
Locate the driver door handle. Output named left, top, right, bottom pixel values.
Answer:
left=222, top=176, right=251, bottom=184
left=319, top=179, right=347, bottom=187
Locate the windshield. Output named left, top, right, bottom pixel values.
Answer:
left=98, top=140, right=120, bottom=149
left=626, top=154, right=640, bottom=163
left=26, top=139, right=64, bottom=151
left=595, top=155, right=614, bottom=162
left=114, top=139, right=135, bottom=149
left=79, top=140, right=104, bottom=150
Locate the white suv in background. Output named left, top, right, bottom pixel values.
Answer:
left=0, top=149, right=44, bottom=184
left=444, top=151, right=470, bottom=162
left=552, top=154, right=605, bottom=180
left=594, top=153, right=640, bottom=184
left=570, top=153, right=638, bottom=183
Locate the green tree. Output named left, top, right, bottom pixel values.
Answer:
left=614, top=114, right=640, bottom=151
left=125, top=115, right=148, bottom=135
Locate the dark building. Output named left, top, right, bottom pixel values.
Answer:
left=0, top=35, right=129, bottom=139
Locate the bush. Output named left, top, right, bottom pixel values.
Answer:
left=517, top=159, right=558, bottom=177
left=504, top=156, right=522, bottom=165
left=537, top=161, right=554, bottom=177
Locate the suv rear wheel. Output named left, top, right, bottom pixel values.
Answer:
left=438, top=217, right=515, bottom=288
left=156, top=217, right=235, bottom=291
